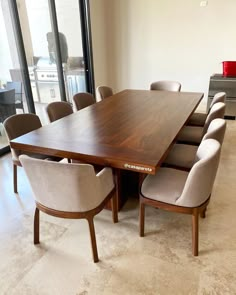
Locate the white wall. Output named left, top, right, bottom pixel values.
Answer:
left=91, top=0, right=236, bottom=106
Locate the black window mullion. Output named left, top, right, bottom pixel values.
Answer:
left=9, top=0, right=36, bottom=113
left=79, top=0, right=95, bottom=96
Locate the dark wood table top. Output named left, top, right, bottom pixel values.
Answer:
left=11, top=89, right=203, bottom=174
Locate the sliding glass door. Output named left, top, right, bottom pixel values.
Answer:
left=16, top=0, right=89, bottom=124
left=0, top=0, right=94, bottom=154
left=0, top=0, right=27, bottom=153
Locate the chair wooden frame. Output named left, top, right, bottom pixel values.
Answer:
left=34, top=188, right=118, bottom=263
left=13, top=159, right=21, bottom=194
left=139, top=193, right=210, bottom=256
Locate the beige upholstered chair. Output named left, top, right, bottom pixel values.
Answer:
left=177, top=102, right=225, bottom=145
left=164, top=118, right=226, bottom=170
left=140, top=139, right=221, bottom=256
left=20, top=155, right=118, bottom=263
left=3, top=113, right=55, bottom=193
left=46, top=101, right=73, bottom=122
left=150, top=80, right=181, bottom=92
left=96, top=86, right=113, bottom=100
left=188, top=92, right=226, bottom=126
left=73, top=92, right=96, bottom=111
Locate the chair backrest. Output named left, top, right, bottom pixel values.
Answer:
left=9, top=69, right=26, bottom=105
left=0, top=89, right=16, bottom=123
left=96, top=86, right=113, bottom=100
left=176, top=139, right=221, bottom=207
left=203, top=102, right=226, bottom=135
left=209, top=92, right=226, bottom=110
left=3, top=113, right=42, bottom=159
left=0, top=89, right=15, bottom=104
left=46, top=101, right=73, bottom=122
left=150, top=80, right=181, bottom=92
left=73, top=92, right=96, bottom=111
left=6, top=81, right=23, bottom=108
left=6, top=81, right=22, bottom=95
left=202, top=118, right=226, bottom=144
left=20, top=155, right=105, bottom=212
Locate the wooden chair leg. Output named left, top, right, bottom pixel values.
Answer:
left=111, top=191, right=118, bottom=223
left=192, top=209, right=199, bottom=256
left=34, top=207, right=40, bottom=244
left=139, top=200, right=145, bottom=237
left=13, top=164, right=17, bottom=193
left=87, top=217, right=99, bottom=263
left=200, top=207, right=207, bottom=218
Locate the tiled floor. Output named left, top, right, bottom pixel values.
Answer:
left=0, top=120, right=236, bottom=294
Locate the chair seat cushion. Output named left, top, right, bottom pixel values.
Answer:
left=177, top=126, right=203, bottom=145
left=188, top=112, right=207, bottom=126
left=164, top=144, right=198, bottom=169
left=141, top=168, right=188, bottom=205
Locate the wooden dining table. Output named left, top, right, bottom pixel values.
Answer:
left=10, top=89, right=203, bottom=209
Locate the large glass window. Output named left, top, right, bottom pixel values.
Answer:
left=0, top=0, right=27, bottom=153
left=0, top=0, right=93, bottom=154
left=17, top=0, right=61, bottom=124
left=16, top=0, right=88, bottom=124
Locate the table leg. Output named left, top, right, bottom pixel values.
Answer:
left=113, top=168, right=122, bottom=210
left=106, top=169, right=145, bottom=211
